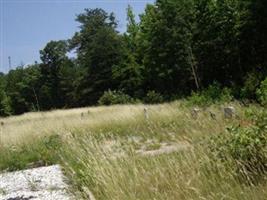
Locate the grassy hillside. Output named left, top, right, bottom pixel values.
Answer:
left=0, top=101, right=266, bottom=199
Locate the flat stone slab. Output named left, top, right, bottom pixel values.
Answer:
left=0, top=165, right=72, bottom=200
left=136, top=142, right=191, bottom=156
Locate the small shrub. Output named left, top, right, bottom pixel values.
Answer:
left=186, top=92, right=208, bottom=106
left=210, top=110, right=267, bottom=184
left=240, top=72, right=263, bottom=99
left=0, top=90, right=12, bottom=116
left=256, top=77, right=267, bottom=106
left=187, top=83, right=233, bottom=106
left=220, top=88, right=233, bottom=102
left=98, top=90, right=135, bottom=105
left=143, top=91, right=164, bottom=104
left=0, top=134, right=62, bottom=171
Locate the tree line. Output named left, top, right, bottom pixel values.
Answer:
left=0, top=0, right=266, bottom=115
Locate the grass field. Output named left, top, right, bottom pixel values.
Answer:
left=0, top=101, right=266, bottom=199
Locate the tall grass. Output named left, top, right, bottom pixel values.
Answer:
left=60, top=135, right=267, bottom=200
left=0, top=101, right=266, bottom=199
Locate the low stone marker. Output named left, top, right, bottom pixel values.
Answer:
left=136, top=142, right=191, bottom=156
left=224, top=106, right=235, bottom=119
left=80, top=112, right=84, bottom=119
left=191, top=108, right=201, bottom=119
left=144, top=107, right=149, bottom=120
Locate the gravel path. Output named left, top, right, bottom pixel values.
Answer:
left=0, top=165, right=72, bottom=200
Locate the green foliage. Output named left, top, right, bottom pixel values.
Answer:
left=194, top=0, right=243, bottom=87
left=58, top=60, right=79, bottom=107
left=143, top=90, right=164, bottom=104
left=1, top=0, right=267, bottom=115
left=98, top=90, right=136, bottom=106
left=0, top=75, right=12, bottom=116
left=210, top=110, right=267, bottom=184
left=125, top=5, right=139, bottom=52
left=241, top=71, right=264, bottom=99
left=5, top=65, right=42, bottom=114
left=40, top=40, right=67, bottom=65
left=239, top=0, right=267, bottom=77
left=0, top=90, right=12, bottom=116
left=0, top=135, right=62, bottom=171
left=112, top=54, right=143, bottom=97
left=70, top=8, right=123, bottom=105
left=39, top=40, right=70, bottom=109
left=112, top=5, right=144, bottom=98
left=256, top=77, right=267, bottom=106
left=139, top=0, right=195, bottom=94
left=187, top=83, right=233, bottom=106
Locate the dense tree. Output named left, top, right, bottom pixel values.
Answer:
left=239, top=0, right=267, bottom=98
left=5, top=65, right=41, bottom=114
left=70, top=8, right=123, bottom=105
left=58, top=58, right=79, bottom=107
left=1, top=0, right=267, bottom=116
left=0, top=74, right=11, bottom=116
left=39, top=40, right=70, bottom=109
left=240, top=0, right=267, bottom=72
left=138, top=0, right=197, bottom=95
left=112, top=6, right=144, bottom=97
left=193, top=0, right=242, bottom=87
left=5, top=67, right=27, bottom=114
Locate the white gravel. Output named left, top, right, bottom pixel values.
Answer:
left=0, top=165, right=72, bottom=200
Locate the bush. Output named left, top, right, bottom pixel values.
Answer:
left=240, top=71, right=263, bottom=99
left=210, top=110, right=267, bottom=184
left=187, top=83, right=233, bottom=106
left=256, top=77, right=267, bottom=106
left=98, top=90, right=136, bottom=105
left=0, top=134, right=62, bottom=171
left=143, top=91, right=164, bottom=104
left=0, top=90, right=12, bottom=116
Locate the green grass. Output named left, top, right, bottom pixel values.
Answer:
left=0, top=101, right=266, bottom=199
left=0, top=188, right=7, bottom=195
left=0, top=134, right=62, bottom=171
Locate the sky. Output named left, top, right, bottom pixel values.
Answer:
left=0, top=0, right=154, bottom=73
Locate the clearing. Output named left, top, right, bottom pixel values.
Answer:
left=0, top=101, right=266, bottom=199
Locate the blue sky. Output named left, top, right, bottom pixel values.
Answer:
left=0, top=0, right=154, bottom=73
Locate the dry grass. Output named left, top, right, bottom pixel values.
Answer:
left=0, top=104, right=145, bottom=145
left=0, top=101, right=266, bottom=199
left=0, top=101, right=243, bottom=145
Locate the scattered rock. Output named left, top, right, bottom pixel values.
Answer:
left=209, top=111, right=216, bottom=120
